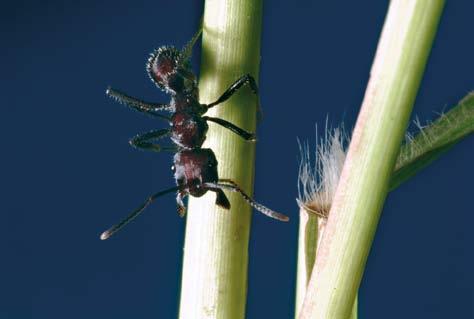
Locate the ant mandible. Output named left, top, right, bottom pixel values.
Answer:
left=100, top=29, right=288, bottom=240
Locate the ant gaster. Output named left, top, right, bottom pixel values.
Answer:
left=100, top=29, right=288, bottom=240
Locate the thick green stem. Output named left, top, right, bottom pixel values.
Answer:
left=178, top=1, right=263, bottom=318
left=295, top=93, right=473, bottom=318
left=299, top=1, right=445, bottom=318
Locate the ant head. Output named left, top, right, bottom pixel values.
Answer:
left=146, top=46, right=196, bottom=95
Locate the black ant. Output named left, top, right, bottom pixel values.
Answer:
left=100, top=29, right=288, bottom=240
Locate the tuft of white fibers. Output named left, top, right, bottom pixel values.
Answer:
left=297, top=112, right=456, bottom=217
left=297, top=126, right=348, bottom=218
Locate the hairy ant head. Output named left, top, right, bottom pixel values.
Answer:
left=146, top=46, right=196, bottom=95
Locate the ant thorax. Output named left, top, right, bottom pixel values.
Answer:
left=170, top=111, right=208, bottom=149
left=170, top=94, right=205, bottom=114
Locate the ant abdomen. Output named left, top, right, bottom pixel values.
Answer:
left=173, top=148, right=218, bottom=196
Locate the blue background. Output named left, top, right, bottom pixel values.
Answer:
left=2, top=1, right=473, bottom=318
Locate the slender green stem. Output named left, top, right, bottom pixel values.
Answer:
left=296, top=212, right=358, bottom=318
left=178, top=1, right=263, bottom=318
left=295, top=212, right=320, bottom=316
left=295, top=92, right=473, bottom=318
left=298, top=1, right=445, bottom=318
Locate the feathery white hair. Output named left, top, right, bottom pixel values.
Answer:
left=297, top=127, right=348, bottom=218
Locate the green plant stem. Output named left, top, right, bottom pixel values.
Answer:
left=295, top=92, right=473, bottom=318
left=298, top=1, right=445, bottom=318
left=295, top=213, right=358, bottom=318
left=295, top=212, right=320, bottom=316
left=178, top=1, right=263, bottom=318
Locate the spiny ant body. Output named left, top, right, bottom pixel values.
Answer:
left=107, top=30, right=257, bottom=150
left=101, top=29, right=288, bottom=240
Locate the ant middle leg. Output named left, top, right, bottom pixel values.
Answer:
left=203, top=116, right=256, bottom=141
left=129, top=129, right=177, bottom=153
left=206, top=74, right=259, bottom=108
left=106, top=87, right=172, bottom=120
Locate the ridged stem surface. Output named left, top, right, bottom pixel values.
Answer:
left=178, top=1, right=263, bottom=318
left=299, top=1, right=445, bottom=318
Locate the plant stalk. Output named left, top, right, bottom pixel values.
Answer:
left=295, top=213, right=357, bottom=318
left=298, top=1, right=445, bottom=318
left=178, top=1, right=263, bottom=318
left=295, top=93, right=474, bottom=318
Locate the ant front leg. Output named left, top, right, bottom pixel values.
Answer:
left=206, top=74, right=259, bottom=108
left=106, top=87, right=172, bottom=120
left=203, top=116, right=256, bottom=141
left=129, top=129, right=177, bottom=153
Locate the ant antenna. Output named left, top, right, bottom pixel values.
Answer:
left=106, top=87, right=172, bottom=120
left=180, top=25, right=203, bottom=62
left=100, top=186, right=179, bottom=240
left=205, top=180, right=290, bottom=222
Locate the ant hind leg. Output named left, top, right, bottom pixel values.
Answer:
left=100, top=186, right=179, bottom=240
left=176, top=191, right=187, bottom=217
left=202, top=184, right=231, bottom=209
left=214, top=189, right=230, bottom=209
left=205, top=180, right=289, bottom=222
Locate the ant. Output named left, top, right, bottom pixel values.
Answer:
left=100, top=29, right=289, bottom=240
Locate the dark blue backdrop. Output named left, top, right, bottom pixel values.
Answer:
left=2, top=1, right=473, bottom=318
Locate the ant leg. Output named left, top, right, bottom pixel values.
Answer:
left=206, top=74, right=259, bottom=108
left=203, top=116, right=256, bottom=141
left=202, top=184, right=231, bottom=209
left=100, top=186, right=180, bottom=240
left=106, top=87, right=172, bottom=120
left=176, top=191, right=187, bottom=217
left=214, top=189, right=231, bottom=209
left=204, top=180, right=289, bottom=222
left=129, top=129, right=176, bottom=153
